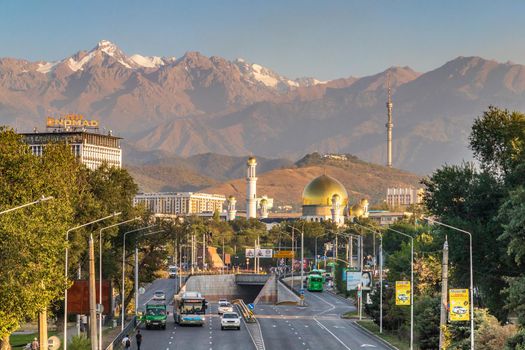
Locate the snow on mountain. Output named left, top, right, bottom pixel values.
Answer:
left=36, top=61, right=58, bottom=74
left=234, top=58, right=323, bottom=91
left=129, top=54, right=173, bottom=68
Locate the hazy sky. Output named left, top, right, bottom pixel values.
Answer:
left=1, top=0, right=524, bottom=80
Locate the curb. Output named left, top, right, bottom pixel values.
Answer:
left=351, top=320, right=399, bottom=350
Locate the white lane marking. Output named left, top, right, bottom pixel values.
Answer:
left=361, top=345, right=376, bottom=348
left=304, top=325, right=309, bottom=328
left=307, top=291, right=353, bottom=350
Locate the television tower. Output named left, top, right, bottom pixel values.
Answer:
left=386, top=71, right=393, bottom=168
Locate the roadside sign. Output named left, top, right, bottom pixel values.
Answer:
left=274, top=250, right=294, bottom=259
left=395, top=281, right=411, bottom=306
left=449, top=289, right=470, bottom=321
left=300, top=289, right=305, bottom=295
left=346, top=271, right=361, bottom=291
left=245, top=248, right=273, bottom=258
left=247, top=303, right=254, bottom=310
left=48, top=336, right=60, bottom=350
left=138, top=287, right=146, bottom=295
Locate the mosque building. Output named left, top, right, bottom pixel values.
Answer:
left=301, top=174, right=368, bottom=226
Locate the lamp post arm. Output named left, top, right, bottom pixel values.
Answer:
left=0, top=195, right=54, bottom=215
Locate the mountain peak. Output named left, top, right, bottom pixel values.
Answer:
left=93, top=39, right=121, bottom=57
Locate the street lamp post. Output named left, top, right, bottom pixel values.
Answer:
left=98, top=218, right=140, bottom=350
left=288, top=224, right=304, bottom=301
left=425, top=217, right=475, bottom=350
left=121, top=225, right=156, bottom=331
left=64, top=212, right=121, bottom=350
left=386, top=227, right=414, bottom=350
left=0, top=195, right=53, bottom=215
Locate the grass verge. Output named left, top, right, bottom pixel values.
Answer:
left=356, top=319, right=410, bottom=350
left=10, top=331, right=58, bottom=350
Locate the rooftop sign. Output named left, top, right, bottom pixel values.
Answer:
left=46, top=114, right=99, bottom=129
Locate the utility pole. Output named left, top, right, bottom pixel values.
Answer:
left=191, top=234, right=195, bottom=274
left=38, top=309, right=48, bottom=350
left=77, top=265, right=81, bottom=335
left=203, top=232, right=206, bottom=270
left=439, top=237, right=449, bottom=349
left=88, top=234, right=98, bottom=350
left=135, top=245, right=139, bottom=316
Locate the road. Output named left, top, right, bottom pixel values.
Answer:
left=132, top=279, right=391, bottom=350
left=256, top=290, right=392, bottom=350
left=132, top=278, right=255, bottom=350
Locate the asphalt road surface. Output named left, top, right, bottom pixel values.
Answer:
left=256, top=290, right=393, bottom=350
left=130, top=279, right=391, bottom=350
left=132, top=278, right=255, bottom=350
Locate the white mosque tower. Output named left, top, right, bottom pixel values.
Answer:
left=227, top=195, right=237, bottom=221
left=246, top=156, right=258, bottom=219
left=386, top=70, right=394, bottom=168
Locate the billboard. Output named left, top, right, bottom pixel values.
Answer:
left=395, top=281, right=411, bottom=306
left=67, top=280, right=112, bottom=314
left=449, top=289, right=470, bottom=321
left=361, top=271, right=373, bottom=290
left=245, top=248, right=273, bottom=258
left=346, top=271, right=361, bottom=291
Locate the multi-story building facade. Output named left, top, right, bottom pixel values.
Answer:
left=386, top=187, right=423, bottom=208
left=133, top=192, right=226, bottom=216
left=21, top=131, right=122, bottom=170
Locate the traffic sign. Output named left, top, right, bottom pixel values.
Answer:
left=274, top=250, right=294, bottom=259
left=48, top=336, right=60, bottom=350
left=247, top=303, right=254, bottom=310
left=299, top=289, right=305, bottom=295
left=138, top=287, right=146, bottom=295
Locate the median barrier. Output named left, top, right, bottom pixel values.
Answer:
left=232, top=299, right=256, bottom=323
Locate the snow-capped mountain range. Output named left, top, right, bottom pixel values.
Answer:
left=3, top=40, right=525, bottom=173
left=29, top=40, right=322, bottom=90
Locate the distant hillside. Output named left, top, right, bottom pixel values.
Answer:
left=126, top=153, right=293, bottom=192
left=203, top=153, right=422, bottom=209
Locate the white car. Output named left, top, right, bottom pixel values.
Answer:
left=153, top=290, right=166, bottom=301
left=221, top=312, right=241, bottom=330
left=218, top=300, right=233, bottom=315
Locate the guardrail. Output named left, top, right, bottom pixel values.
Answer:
left=105, top=316, right=137, bottom=350
left=232, top=299, right=256, bottom=323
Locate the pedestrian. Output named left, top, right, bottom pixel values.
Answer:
left=121, top=334, right=131, bottom=349
left=30, top=337, right=39, bottom=350
left=135, top=330, right=143, bottom=350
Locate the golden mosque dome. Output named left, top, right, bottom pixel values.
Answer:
left=302, top=174, right=348, bottom=206
left=260, top=198, right=268, bottom=204
left=247, top=156, right=257, bottom=166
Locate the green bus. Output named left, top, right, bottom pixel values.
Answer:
left=307, top=274, right=324, bottom=292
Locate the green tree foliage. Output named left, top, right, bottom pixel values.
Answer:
left=0, top=129, right=79, bottom=347
left=415, top=295, right=440, bottom=349
left=469, top=105, right=525, bottom=179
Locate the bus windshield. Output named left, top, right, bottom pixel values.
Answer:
left=181, top=302, right=204, bottom=314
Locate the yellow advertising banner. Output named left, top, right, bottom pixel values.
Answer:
left=395, top=281, right=411, bottom=306
left=274, top=251, right=294, bottom=259
left=449, top=289, right=470, bottom=322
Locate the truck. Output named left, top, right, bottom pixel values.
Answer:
left=142, top=302, right=168, bottom=329
left=174, top=291, right=207, bottom=326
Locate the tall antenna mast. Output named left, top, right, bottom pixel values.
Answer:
left=386, top=69, right=393, bottom=168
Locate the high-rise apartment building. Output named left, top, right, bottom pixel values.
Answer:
left=133, top=192, right=226, bottom=216
left=386, top=188, right=423, bottom=208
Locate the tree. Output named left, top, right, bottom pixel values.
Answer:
left=469, top=106, right=525, bottom=180
left=415, top=295, right=440, bottom=350
left=0, top=129, right=79, bottom=349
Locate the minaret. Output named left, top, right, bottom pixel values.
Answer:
left=331, top=194, right=341, bottom=225
left=227, top=196, right=237, bottom=221
left=386, top=71, right=393, bottom=168
left=246, top=156, right=257, bottom=219
left=259, top=198, right=268, bottom=219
